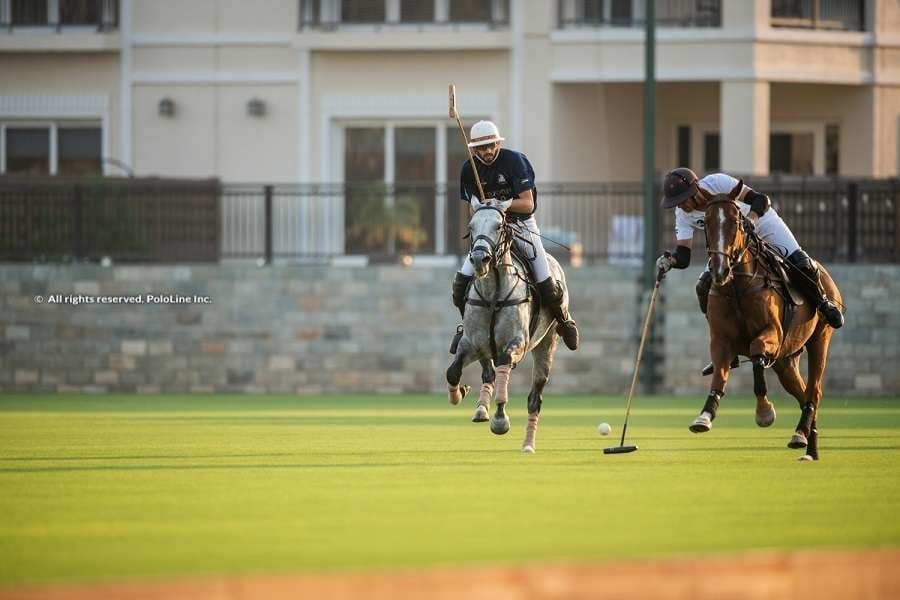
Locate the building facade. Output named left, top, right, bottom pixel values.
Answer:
left=1, top=0, right=899, bottom=258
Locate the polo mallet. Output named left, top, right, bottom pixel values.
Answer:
left=604, top=269, right=664, bottom=455
left=448, top=84, right=487, bottom=203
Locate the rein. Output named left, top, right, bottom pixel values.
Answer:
left=466, top=207, right=532, bottom=359
left=706, top=202, right=794, bottom=361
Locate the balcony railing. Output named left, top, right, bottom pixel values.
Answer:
left=558, top=0, right=721, bottom=29
left=299, top=0, right=509, bottom=30
left=771, top=0, right=864, bottom=32
left=0, top=0, right=118, bottom=32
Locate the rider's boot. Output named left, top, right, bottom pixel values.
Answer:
left=696, top=270, right=712, bottom=315
left=537, top=277, right=579, bottom=351
left=449, top=272, right=473, bottom=354
left=787, top=250, right=844, bottom=329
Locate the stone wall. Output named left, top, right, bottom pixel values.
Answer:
left=1, top=263, right=897, bottom=395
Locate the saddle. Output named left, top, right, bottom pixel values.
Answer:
left=750, top=230, right=805, bottom=308
left=509, top=242, right=543, bottom=340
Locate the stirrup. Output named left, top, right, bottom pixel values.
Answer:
left=701, top=356, right=740, bottom=376
left=449, top=324, right=464, bottom=354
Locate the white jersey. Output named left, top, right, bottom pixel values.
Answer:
left=674, top=173, right=800, bottom=257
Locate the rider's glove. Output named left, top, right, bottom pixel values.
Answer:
left=743, top=214, right=758, bottom=230
left=656, top=252, right=676, bottom=277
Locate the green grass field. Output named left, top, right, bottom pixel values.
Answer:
left=1, top=393, right=899, bottom=587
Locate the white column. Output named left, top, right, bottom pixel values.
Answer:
left=508, top=0, right=523, bottom=147
left=119, top=0, right=133, bottom=173
left=297, top=49, right=311, bottom=183
left=435, top=123, right=447, bottom=254
left=720, top=80, right=770, bottom=176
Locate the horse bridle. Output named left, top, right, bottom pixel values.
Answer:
left=705, top=197, right=752, bottom=272
left=469, top=205, right=509, bottom=268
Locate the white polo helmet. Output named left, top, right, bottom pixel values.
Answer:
left=468, top=120, right=505, bottom=147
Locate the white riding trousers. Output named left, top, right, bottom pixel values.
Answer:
left=702, top=210, right=801, bottom=272
left=459, top=215, right=552, bottom=282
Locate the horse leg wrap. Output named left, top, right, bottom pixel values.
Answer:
left=478, top=382, right=493, bottom=409
left=752, top=362, right=768, bottom=397
left=807, top=421, right=820, bottom=460
left=523, top=412, right=540, bottom=450
left=494, top=364, right=512, bottom=406
left=703, top=390, right=724, bottom=421
left=799, top=401, right=816, bottom=437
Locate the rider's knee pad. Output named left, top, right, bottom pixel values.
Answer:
left=787, top=249, right=817, bottom=275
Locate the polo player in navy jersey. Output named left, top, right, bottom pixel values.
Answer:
left=449, top=120, right=579, bottom=353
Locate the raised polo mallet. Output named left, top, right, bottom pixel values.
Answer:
left=448, top=84, right=487, bottom=203
left=604, top=269, right=664, bottom=455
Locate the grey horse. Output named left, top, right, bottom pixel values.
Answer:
left=446, top=197, right=567, bottom=453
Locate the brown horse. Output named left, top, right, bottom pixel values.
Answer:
left=689, top=183, right=843, bottom=460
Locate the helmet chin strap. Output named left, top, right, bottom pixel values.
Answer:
left=475, top=150, right=498, bottom=166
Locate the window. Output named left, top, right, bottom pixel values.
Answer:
left=771, top=0, right=863, bottom=31
left=58, top=127, right=102, bottom=176
left=703, top=133, right=719, bottom=172
left=677, top=125, right=691, bottom=169
left=60, top=0, right=100, bottom=25
left=10, top=0, right=47, bottom=25
left=299, top=0, right=508, bottom=27
left=450, top=0, right=492, bottom=22
left=401, top=0, right=433, bottom=22
left=341, top=0, right=384, bottom=23
left=394, top=128, right=436, bottom=254
left=4, top=0, right=118, bottom=29
left=559, top=0, right=721, bottom=28
left=610, top=0, right=632, bottom=25
left=825, top=124, right=839, bottom=175
left=1, top=123, right=102, bottom=176
left=340, top=121, right=488, bottom=255
left=769, top=132, right=814, bottom=175
left=344, top=127, right=385, bottom=255
left=5, top=128, right=50, bottom=175
left=446, top=125, right=471, bottom=254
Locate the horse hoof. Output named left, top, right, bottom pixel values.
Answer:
left=448, top=385, right=470, bottom=406
left=472, top=405, right=489, bottom=422
left=689, top=414, right=711, bottom=433
left=798, top=454, right=815, bottom=462
left=788, top=432, right=808, bottom=449
left=755, top=407, right=776, bottom=427
left=490, top=417, right=510, bottom=435
left=522, top=445, right=535, bottom=454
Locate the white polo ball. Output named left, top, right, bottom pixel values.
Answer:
left=597, top=422, right=611, bottom=436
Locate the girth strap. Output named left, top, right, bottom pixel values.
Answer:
left=467, top=266, right=531, bottom=360
left=467, top=297, right=530, bottom=308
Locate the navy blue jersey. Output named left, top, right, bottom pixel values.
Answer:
left=459, top=148, right=537, bottom=221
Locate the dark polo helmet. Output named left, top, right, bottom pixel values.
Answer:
left=661, top=167, right=699, bottom=209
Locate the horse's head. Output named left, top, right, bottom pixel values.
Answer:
left=704, top=181, right=748, bottom=287
left=467, top=197, right=512, bottom=278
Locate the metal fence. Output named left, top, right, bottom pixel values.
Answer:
left=2, top=177, right=896, bottom=264
left=218, top=179, right=900, bottom=264
left=0, top=177, right=219, bottom=263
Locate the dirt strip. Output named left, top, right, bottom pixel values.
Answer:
left=2, top=549, right=899, bottom=600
